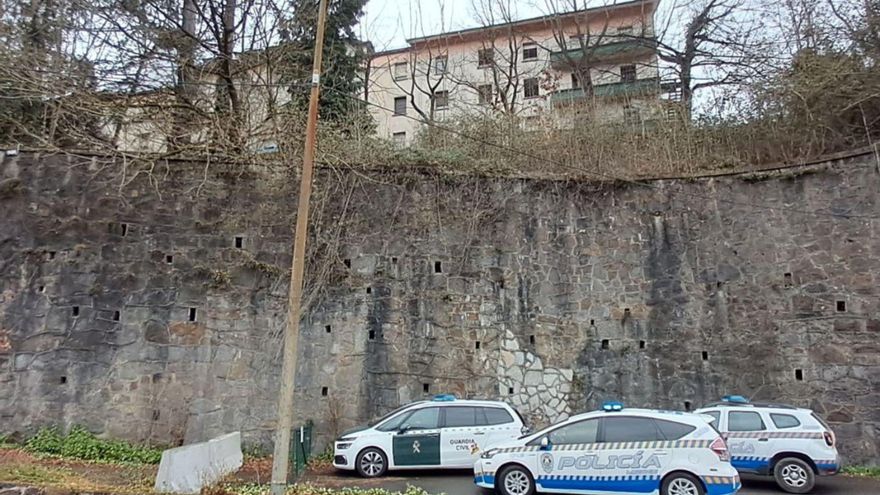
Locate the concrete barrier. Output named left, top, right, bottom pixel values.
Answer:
left=154, top=432, right=244, bottom=494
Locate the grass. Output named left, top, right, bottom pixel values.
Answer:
left=0, top=434, right=15, bottom=450
left=0, top=445, right=433, bottom=495
left=0, top=453, right=155, bottom=494
left=0, top=464, right=74, bottom=485
left=843, top=466, right=880, bottom=479
left=0, top=429, right=434, bottom=495
left=306, top=448, right=334, bottom=470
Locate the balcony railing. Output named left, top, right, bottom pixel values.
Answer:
left=550, top=38, right=658, bottom=67
left=550, top=77, right=662, bottom=105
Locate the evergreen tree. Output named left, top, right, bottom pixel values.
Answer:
left=281, top=0, right=372, bottom=127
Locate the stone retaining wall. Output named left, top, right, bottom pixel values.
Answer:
left=0, top=151, right=878, bottom=463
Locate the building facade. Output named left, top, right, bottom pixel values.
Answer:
left=367, top=0, right=670, bottom=145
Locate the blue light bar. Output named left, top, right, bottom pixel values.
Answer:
left=722, top=395, right=749, bottom=404
left=432, top=394, right=456, bottom=402
left=602, top=401, right=624, bottom=412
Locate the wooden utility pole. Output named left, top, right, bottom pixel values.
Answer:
left=270, top=0, right=329, bottom=493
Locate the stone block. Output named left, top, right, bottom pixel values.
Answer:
left=154, top=432, right=243, bottom=494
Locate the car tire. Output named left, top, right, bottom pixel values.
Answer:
left=355, top=447, right=387, bottom=478
left=497, top=464, right=536, bottom=495
left=774, top=457, right=815, bottom=494
left=661, top=472, right=705, bottom=495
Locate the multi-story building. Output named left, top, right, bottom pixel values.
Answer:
left=367, top=0, right=670, bottom=145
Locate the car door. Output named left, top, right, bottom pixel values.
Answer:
left=598, top=416, right=669, bottom=493
left=440, top=406, right=484, bottom=467
left=533, top=418, right=601, bottom=492
left=391, top=407, right=442, bottom=467
left=767, top=412, right=807, bottom=459
left=725, top=410, right=772, bottom=474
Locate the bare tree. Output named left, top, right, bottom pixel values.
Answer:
left=390, top=42, right=453, bottom=124
left=826, top=0, right=880, bottom=58
left=541, top=0, right=619, bottom=100
left=380, top=1, right=459, bottom=125
left=653, top=0, right=768, bottom=120
left=466, top=0, right=528, bottom=115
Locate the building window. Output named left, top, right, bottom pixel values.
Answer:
left=620, top=64, right=637, bottom=83
left=433, top=55, right=447, bottom=74
left=478, top=48, right=494, bottom=67
left=522, top=43, right=538, bottom=60
left=392, top=132, right=406, bottom=146
left=571, top=73, right=580, bottom=89
left=393, top=62, right=408, bottom=80
left=524, top=78, right=539, bottom=99
left=623, top=105, right=640, bottom=124
left=393, top=96, right=406, bottom=116
left=477, top=84, right=493, bottom=105
left=434, top=90, right=449, bottom=109
left=617, top=25, right=633, bottom=37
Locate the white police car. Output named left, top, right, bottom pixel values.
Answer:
left=474, top=402, right=740, bottom=495
left=333, top=395, right=528, bottom=477
left=696, top=396, right=840, bottom=494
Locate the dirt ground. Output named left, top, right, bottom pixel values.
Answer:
left=0, top=448, right=155, bottom=494
left=0, top=448, right=284, bottom=495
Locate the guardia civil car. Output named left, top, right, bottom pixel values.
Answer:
left=474, top=402, right=740, bottom=495
left=333, top=395, right=527, bottom=477
left=697, top=396, right=840, bottom=494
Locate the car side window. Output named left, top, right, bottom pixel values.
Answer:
left=484, top=407, right=514, bottom=425
left=705, top=411, right=721, bottom=426
left=444, top=407, right=479, bottom=428
left=771, top=413, right=801, bottom=429
left=400, top=407, right=440, bottom=430
left=728, top=411, right=766, bottom=431
left=547, top=419, right=599, bottom=444
left=655, top=419, right=697, bottom=440
left=602, top=417, right=663, bottom=442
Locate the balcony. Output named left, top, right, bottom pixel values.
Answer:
left=550, top=38, right=658, bottom=67
left=551, top=77, right=663, bottom=105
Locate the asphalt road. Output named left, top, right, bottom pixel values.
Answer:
left=303, top=469, right=880, bottom=495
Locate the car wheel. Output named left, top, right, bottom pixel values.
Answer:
left=497, top=464, right=535, bottom=495
left=661, top=472, right=704, bottom=495
left=774, top=457, right=815, bottom=494
left=355, top=447, right=387, bottom=478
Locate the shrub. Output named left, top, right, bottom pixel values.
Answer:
left=25, top=425, right=163, bottom=464
left=25, top=426, right=64, bottom=455
left=843, top=466, right=880, bottom=478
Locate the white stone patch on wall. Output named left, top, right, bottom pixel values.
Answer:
left=497, top=330, right=573, bottom=427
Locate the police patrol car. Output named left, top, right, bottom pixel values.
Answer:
left=475, top=402, right=739, bottom=495
left=696, top=396, right=840, bottom=494
left=333, top=395, right=528, bottom=477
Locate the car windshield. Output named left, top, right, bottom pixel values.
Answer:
left=368, top=402, right=424, bottom=427
left=518, top=416, right=572, bottom=440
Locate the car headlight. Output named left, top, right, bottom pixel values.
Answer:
left=481, top=448, right=500, bottom=459
left=336, top=442, right=353, bottom=450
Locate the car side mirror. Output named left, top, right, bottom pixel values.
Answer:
left=540, top=437, right=550, bottom=450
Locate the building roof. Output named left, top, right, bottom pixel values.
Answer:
left=405, top=0, right=657, bottom=45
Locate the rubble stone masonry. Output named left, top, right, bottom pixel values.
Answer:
left=0, top=151, right=878, bottom=463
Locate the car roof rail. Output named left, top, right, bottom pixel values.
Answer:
left=703, top=401, right=798, bottom=410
